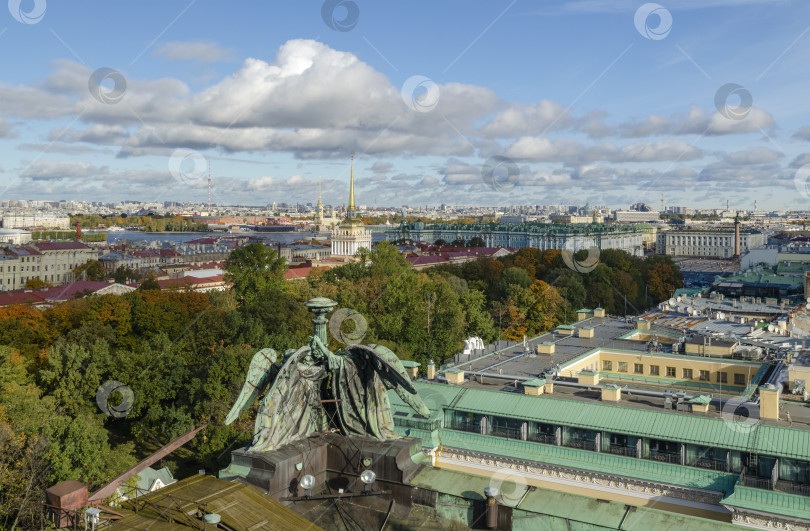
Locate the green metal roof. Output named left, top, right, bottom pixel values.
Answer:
left=399, top=360, right=420, bottom=368
left=576, top=308, right=594, bottom=313
left=722, top=485, right=810, bottom=520
left=438, top=430, right=737, bottom=492
left=409, top=466, right=741, bottom=530
left=407, top=382, right=810, bottom=461
left=690, top=395, right=712, bottom=405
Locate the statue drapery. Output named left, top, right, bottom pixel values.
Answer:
left=225, top=298, right=429, bottom=453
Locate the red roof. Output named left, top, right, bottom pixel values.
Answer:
left=32, top=241, right=91, bottom=251
left=0, top=280, right=120, bottom=307
left=156, top=275, right=225, bottom=289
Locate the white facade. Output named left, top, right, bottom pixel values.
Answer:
left=331, top=221, right=371, bottom=258
left=656, top=229, right=766, bottom=258
left=0, top=229, right=32, bottom=244
left=1, top=213, right=71, bottom=230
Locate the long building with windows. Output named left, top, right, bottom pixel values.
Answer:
left=389, top=314, right=810, bottom=529
left=387, top=221, right=644, bottom=255
left=657, top=227, right=766, bottom=258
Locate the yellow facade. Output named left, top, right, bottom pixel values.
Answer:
left=578, top=327, right=595, bottom=338
left=787, top=364, right=810, bottom=391
left=602, top=385, right=621, bottom=401
left=537, top=342, right=555, bottom=354
left=759, top=384, right=781, bottom=420
left=684, top=341, right=737, bottom=357
left=445, top=369, right=465, bottom=385
left=559, top=349, right=761, bottom=388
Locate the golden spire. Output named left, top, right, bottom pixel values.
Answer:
left=348, top=151, right=356, bottom=212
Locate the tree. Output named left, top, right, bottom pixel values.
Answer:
left=73, top=260, right=106, bottom=281
left=112, top=266, right=141, bottom=284
left=24, top=278, right=52, bottom=289
left=138, top=273, right=161, bottom=291
left=450, top=238, right=466, bottom=247
left=224, top=243, right=288, bottom=305
left=434, top=238, right=447, bottom=246
left=526, top=280, right=563, bottom=333
left=495, top=267, right=533, bottom=301
left=468, top=236, right=486, bottom=247
left=367, top=241, right=411, bottom=278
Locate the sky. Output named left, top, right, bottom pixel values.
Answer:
left=1, top=0, right=810, bottom=210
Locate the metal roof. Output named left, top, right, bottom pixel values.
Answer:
left=409, top=382, right=810, bottom=461
left=721, top=485, right=810, bottom=520
left=409, top=466, right=742, bottom=530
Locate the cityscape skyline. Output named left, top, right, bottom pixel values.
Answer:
left=3, top=2, right=810, bottom=209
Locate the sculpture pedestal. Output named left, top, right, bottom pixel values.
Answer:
left=219, top=432, right=426, bottom=502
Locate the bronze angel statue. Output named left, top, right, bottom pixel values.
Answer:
left=225, top=297, right=429, bottom=453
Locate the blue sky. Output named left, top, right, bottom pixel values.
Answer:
left=1, top=0, right=810, bottom=210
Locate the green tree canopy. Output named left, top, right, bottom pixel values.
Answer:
left=224, top=243, right=288, bottom=305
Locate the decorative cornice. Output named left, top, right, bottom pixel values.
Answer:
left=436, top=447, right=727, bottom=512
left=730, top=509, right=810, bottom=531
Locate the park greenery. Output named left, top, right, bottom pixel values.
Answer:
left=0, top=241, right=681, bottom=528
left=70, top=214, right=208, bottom=233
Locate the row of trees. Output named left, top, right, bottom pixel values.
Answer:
left=70, top=215, right=208, bottom=233
left=0, top=241, right=681, bottom=528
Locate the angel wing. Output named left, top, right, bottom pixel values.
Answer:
left=225, top=348, right=279, bottom=425
left=344, top=344, right=430, bottom=418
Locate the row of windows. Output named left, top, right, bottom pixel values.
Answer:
left=437, top=412, right=810, bottom=493
left=601, top=361, right=747, bottom=385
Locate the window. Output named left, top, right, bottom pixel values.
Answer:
left=717, top=372, right=728, bottom=383
left=734, top=373, right=746, bottom=385
left=683, top=368, right=693, bottom=379
left=699, top=370, right=710, bottom=381
left=602, top=360, right=612, bottom=371
left=617, top=362, right=628, bottom=373
left=649, top=365, right=660, bottom=376
left=634, top=363, right=644, bottom=374
left=666, top=367, right=676, bottom=377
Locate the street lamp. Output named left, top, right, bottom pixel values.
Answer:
left=300, top=474, right=315, bottom=498
left=360, top=469, right=376, bottom=493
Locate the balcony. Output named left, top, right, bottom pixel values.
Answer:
left=450, top=421, right=480, bottom=434
left=534, top=433, right=556, bottom=445
left=691, top=458, right=727, bottom=472
left=649, top=451, right=681, bottom=465
left=775, top=480, right=810, bottom=497
left=740, top=473, right=772, bottom=490
left=608, top=446, right=637, bottom=458
left=565, top=439, right=597, bottom=451
left=490, top=426, right=522, bottom=440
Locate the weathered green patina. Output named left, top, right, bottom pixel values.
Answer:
left=226, top=297, right=429, bottom=453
